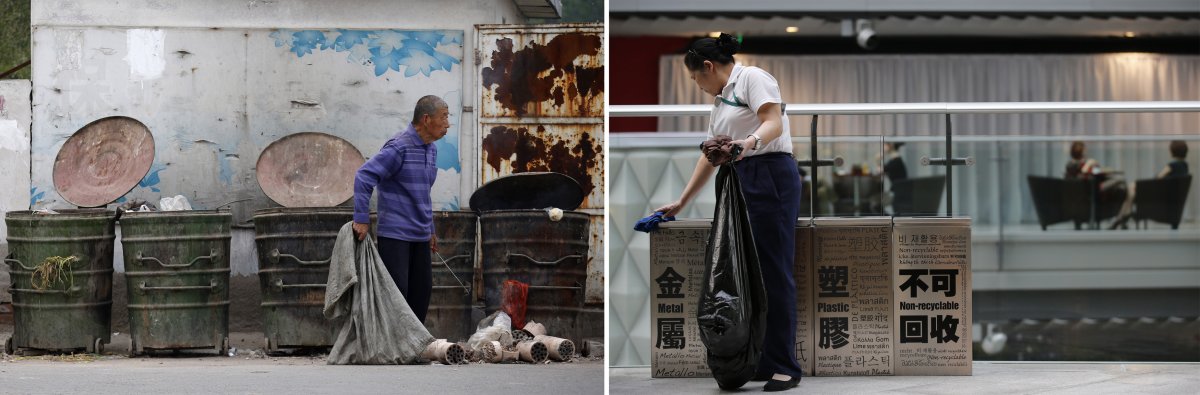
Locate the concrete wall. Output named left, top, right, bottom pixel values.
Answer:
left=30, top=0, right=527, bottom=216
left=26, top=0, right=527, bottom=331
left=30, top=27, right=467, bottom=214
left=0, top=80, right=32, bottom=303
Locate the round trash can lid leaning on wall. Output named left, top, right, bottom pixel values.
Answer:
left=52, top=116, right=156, bottom=208
left=255, top=132, right=365, bottom=208
left=468, top=172, right=584, bottom=214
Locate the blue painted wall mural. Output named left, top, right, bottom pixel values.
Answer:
left=268, top=29, right=466, bottom=212
left=138, top=163, right=167, bottom=193
left=270, top=29, right=463, bottom=77
left=29, top=187, right=44, bottom=208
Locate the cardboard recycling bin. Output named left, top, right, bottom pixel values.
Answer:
left=649, top=216, right=973, bottom=377
left=811, top=217, right=895, bottom=376
left=649, top=219, right=816, bottom=378
left=891, top=217, right=973, bottom=376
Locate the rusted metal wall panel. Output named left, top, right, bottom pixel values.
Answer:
left=478, top=24, right=604, bottom=119
left=476, top=23, right=605, bottom=210
left=476, top=23, right=604, bottom=306
left=480, top=122, right=604, bottom=210
left=586, top=211, right=604, bottom=305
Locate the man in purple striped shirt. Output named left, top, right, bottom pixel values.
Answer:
left=352, top=95, right=449, bottom=323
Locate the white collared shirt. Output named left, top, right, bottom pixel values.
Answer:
left=707, top=64, right=791, bottom=156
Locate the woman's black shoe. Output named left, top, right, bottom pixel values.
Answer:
left=763, top=376, right=801, bottom=392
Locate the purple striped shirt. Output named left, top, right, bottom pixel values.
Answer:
left=353, top=125, right=437, bottom=242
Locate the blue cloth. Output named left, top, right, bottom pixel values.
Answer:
left=634, top=211, right=676, bottom=233
left=354, top=125, right=437, bottom=242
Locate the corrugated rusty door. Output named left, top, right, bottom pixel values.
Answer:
left=475, top=23, right=604, bottom=305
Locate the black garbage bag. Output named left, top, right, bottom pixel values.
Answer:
left=697, top=163, right=768, bottom=390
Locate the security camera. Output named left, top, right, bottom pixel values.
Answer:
left=855, top=19, right=877, bottom=50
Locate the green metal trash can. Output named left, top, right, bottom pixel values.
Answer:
left=253, top=207, right=350, bottom=352
left=479, top=210, right=590, bottom=344
left=251, top=132, right=367, bottom=352
left=120, top=210, right=232, bottom=356
left=470, top=173, right=591, bottom=346
left=426, top=210, right=477, bottom=342
left=4, top=209, right=117, bottom=354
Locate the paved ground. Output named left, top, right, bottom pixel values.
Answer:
left=610, top=363, right=1200, bottom=394
left=7, top=324, right=1198, bottom=394
left=1, top=329, right=604, bottom=394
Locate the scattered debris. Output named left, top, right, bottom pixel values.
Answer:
left=118, top=199, right=157, bottom=212
left=244, top=349, right=268, bottom=359
left=524, top=321, right=547, bottom=337
left=463, top=312, right=580, bottom=364
left=158, top=195, right=192, bottom=211
left=474, top=341, right=504, bottom=363
left=12, top=353, right=111, bottom=363
left=546, top=207, right=564, bottom=221
left=501, top=281, right=529, bottom=329
left=581, top=338, right=604, bottom=358
left=512, top=329, right=534, bottom=344
left=422, top=339, right=466, bottom=365
left=516, top=340, right=548, bottom=363
left=468, top=311, right=513, bottom=353
left=30, top=256, right=78, bottom=291
left=500, top=349, right=519, bottom=363
left=533, top=335, right=574, bottom=362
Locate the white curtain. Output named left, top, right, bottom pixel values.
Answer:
left=657, top=54, right=1200, bottom=226
left=659, top=54, right=1199, bottom=135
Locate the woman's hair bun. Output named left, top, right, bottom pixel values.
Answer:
left=716, top=33, right=740, bottom=56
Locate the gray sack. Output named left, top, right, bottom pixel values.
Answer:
left=324, top=222, right=435, bottom=364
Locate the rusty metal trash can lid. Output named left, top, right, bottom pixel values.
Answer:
left=256, top=132, right=365, bottom=208
left=52, top=116, right=156, bottom=208
left=468, top=172, right=583, bottom=214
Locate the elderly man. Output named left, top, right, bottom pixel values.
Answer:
left=352, top=95, right=449, bottom=323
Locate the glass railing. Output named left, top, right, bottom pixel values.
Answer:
left=607, top=102, right=1200, bottom=366
left=612, top=133, right=1199, bottom=228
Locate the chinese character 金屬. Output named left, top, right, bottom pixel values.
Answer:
left=655, top=267, right=685, bottom=299
left=655, top=318, right=686, bottom=349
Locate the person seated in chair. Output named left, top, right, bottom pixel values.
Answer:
left=882, top=142, right=909, bottom=185
left=1064, top=141, right=1127, bottom=228
left=1065, top=141, right=1100, bottom=180
left=1110, top=140, right=1190, bottom=229
left=1159, top=140, right=1189, bottom=179
left=876, top=142, right=908, bottom=214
